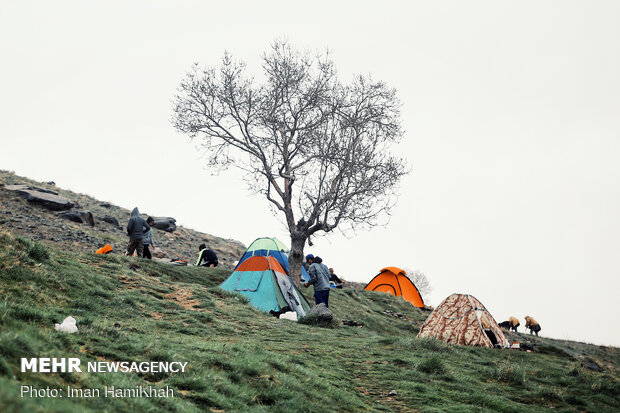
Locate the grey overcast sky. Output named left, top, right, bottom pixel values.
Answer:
left=1, top=1, right=619, bottom=346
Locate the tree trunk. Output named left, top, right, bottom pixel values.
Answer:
left=288, top=234, right=306, bottom=287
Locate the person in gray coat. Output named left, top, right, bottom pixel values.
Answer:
left=142, top=217, right=155, bottom=259
left=126, top=207, right=150, bottom=258
left=303, top=256, right=331, bottom=307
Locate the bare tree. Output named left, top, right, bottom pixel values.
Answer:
left=172, top=40, right=408, bottom=286
left=402, top=268, right=433, bottom=303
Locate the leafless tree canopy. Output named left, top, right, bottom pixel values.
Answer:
left=403, top=268, right=433, bottom=302
left=173, top=40, right=408, bottom=285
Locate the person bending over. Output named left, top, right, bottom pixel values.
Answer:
left=524, top=316, right=541, bottom=336
left=196, top=244, right=218, bottom=267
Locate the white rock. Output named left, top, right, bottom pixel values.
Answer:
left=279, top=311, right=298, bottom=321
left=55, top=316, right=78, bottom=333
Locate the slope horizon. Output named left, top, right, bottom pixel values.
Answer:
left=1, top=168, right=617, bottom=349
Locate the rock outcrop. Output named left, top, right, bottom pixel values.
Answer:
left=6, top=184, right=75, bottom=211
left=308, top=303, right=334, bottom=321
left=101, top=215, right=121, bottom=228
left=5, top=184, right=58, bottom=195
left=58, top=211, right=95, bottom=226
left=152, top=217, right=176, bottom=232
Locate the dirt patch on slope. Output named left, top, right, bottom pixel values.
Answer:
left=164, top=288, right=202, bottom=310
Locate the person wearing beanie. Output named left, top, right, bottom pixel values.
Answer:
left=303, top=254, right=314, bottom=272
left=303, top=256, right=331, bottom=307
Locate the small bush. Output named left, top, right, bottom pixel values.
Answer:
left=13, top=235, right=30, bottom=249
left=297, top=313, right=340, bottom=329
left=414, top=337, right=452, bottom=353
left=417, top=356, right=446, bottom=374
left=27, top=241, right=50, bottom=262
left=492, top=361, right=524, bottom=385
left=537, top=386, right=565, bottom=402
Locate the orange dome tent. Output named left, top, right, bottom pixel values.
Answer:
left=364, top=267, right=425, bottom=308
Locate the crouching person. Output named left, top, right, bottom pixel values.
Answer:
left=196, top=244, right=218, bottom=267
left=304, top=256, right=331, bottom=307
left=329, top=268, right=345, bottom=289
left=524, top=316, right=541, bottom=336
left=509, top=316, right=520, bottom=333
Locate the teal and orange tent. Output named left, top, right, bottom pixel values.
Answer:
left=236, top=237, right=309, bottom=282
left=364, top=267, right=425, bottom=308
left=220, top=255, right=311, bottom=317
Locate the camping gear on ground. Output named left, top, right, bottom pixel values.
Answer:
left=329, top=281, right=342, bottom=288
left=417, top=293, right=508, bottom=348
left=364, top=267, right=425, bottom=308
left=170, top=259, right=188, bottom=266
left=220, top=255, right=311, bottom=317
left=55, top=316, right=78, bottom=333
left=236, top=237, right=310, bottom=282
left=279, top=311, right=298, bottom=321
left=95, top=244, right=112, bottom=254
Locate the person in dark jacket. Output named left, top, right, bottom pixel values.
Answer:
left=328, top=267, right=344, bottom=289
left=304, top=256, right=331, bottom=307
left=196, top=244, right=218, bottom=267
left=126, top=207, right=150, bottom=258
left=142, top=217, right=155, bottom=259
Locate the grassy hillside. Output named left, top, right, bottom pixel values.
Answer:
left=0, top=230, right=618, bottom=412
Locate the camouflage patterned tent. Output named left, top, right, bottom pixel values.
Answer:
left=417, top=293, right=508, bottom=348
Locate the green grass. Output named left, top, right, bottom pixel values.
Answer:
left=0, top=230, right=618, bottom=412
